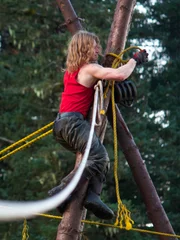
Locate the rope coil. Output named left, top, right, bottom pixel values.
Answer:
left=106, top=46, right=143, bottom=229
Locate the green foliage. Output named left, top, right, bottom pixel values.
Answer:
left=0, top=0, right=180, bottom=239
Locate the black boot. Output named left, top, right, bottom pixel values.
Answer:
left=84, top=176, right=114, bottom=220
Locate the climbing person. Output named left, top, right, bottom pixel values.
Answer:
left=48, top=30, right=148, bottom=220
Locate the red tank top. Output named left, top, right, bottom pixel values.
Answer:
left=59, top=69, right=95, bottom=118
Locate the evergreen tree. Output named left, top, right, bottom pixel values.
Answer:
left=0, top=0, right=179, bottom=239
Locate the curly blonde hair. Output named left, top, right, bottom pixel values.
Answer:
left=66, top=30, right=102, bottom=73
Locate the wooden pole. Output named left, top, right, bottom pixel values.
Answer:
left=107, top=104, right=177, bottom=240
left=105, top=0, right=135, bottom=54
left=55, top=2, right=86, bottom=240
left=55, top=0, right=136, bottom=240
left=56, top=0, right=82, bottom=35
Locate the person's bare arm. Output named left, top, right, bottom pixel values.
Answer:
left=78, top=49, right=148, bottom=87
left=86, top=59, right=137, bottom=81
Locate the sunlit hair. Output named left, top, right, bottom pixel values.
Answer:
left=66, top=30, right=102, bottom=73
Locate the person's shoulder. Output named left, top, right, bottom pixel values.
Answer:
left=88, top=62, right=102, bottom=68
left=82, top=63, right=102, bottom=72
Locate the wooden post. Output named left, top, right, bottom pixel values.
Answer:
left=56, top=0, right=82, bottom=35
left=107, top=105, right=177, bottom=240
left=55, top=2, right=86, bottom=240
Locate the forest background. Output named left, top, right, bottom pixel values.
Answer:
left=0, top=0, right=180, bottom=239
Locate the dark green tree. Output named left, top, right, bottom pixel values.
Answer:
left=0, top=0, right=179, bottom=239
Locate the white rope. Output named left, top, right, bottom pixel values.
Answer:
left=0, top=82, right=100, bottom=221
left=95, top=80, right=104, bottom=126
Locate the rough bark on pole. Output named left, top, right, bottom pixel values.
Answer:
left=96, top=0, right=136, bottom=138
left=105, top=0, right=135, bottom=54
left=56, top=0, right=83, bottom=35
left=56, top=152, right=88, bottom=240
left=107, top=104, right=177, bottom=240
left=55, top=0, right=136, bottom=239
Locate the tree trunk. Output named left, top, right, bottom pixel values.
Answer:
left=56, top=153, right=88, bottom=240
left=107, top=104, right=177, bottom=240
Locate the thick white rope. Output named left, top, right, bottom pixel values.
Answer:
left=0, top=82, right=100, bottom=221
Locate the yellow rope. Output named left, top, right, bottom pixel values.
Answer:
left=103, top=45, right=141, bottom=98
left=36, top=213, right=180, bottom=239
left=107, top=46, right=142, bottom=229
left=0, top=129, right=52, bottom=161
left=106, top=45, right=142, bottom=66
left=111, top=81, right=134, bottom=230
left=22, top=219, right=29, bottom=240
left=0, top=122, right=53, bottom=156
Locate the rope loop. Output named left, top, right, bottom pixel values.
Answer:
left=106, top=45, right=142, bottom=68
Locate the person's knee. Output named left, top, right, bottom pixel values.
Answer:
left=93, top=151, right=110, bottom=174
left=101, top=153, right=110, bottom=172
left=87, top=139, right=110, bottom=175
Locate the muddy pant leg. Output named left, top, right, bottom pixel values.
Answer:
left=52, top=114, right=113, bottom=219
left=53, top=115, right=110, bottom=180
